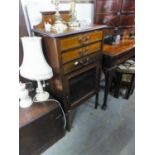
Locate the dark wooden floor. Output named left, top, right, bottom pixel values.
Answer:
left=42, top=89, right=135, bottom=155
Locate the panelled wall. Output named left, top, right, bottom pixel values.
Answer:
left=94, top=0, right=135, bottom=28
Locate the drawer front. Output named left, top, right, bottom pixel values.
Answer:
left=82, top=31, right=103, bottom=45
left=63, top=53, right=101, bottom=74
left=60, top=31, right=103, bottom=51
left=62, top=42, right=101, bottom=63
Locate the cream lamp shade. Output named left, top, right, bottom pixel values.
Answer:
left=20, top=37, right=53, bottom=102
left=20, top=37, right=53, bottom=80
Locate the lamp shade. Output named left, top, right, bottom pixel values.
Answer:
left=20, top=37, right=53, bottom=80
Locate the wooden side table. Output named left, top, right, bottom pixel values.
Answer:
left=19, top=99, right=65, bottom=155
left=101, top=39, right=135, bottom=109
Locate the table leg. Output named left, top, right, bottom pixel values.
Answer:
left=101, top=69, right=114, bottom=110
left=126, top=74, right=135, bottom=99
left=114, top=72, right=122, bottom=98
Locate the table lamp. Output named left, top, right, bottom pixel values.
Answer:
left=20, top=37, right=53, bottom=102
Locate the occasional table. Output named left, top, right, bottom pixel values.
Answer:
left=101, top=39, right=135, bottom=109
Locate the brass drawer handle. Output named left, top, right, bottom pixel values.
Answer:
left=85, top=36, right=90, bottom=44
left=78, top=49, right=83, bottom=55
left=79, top=37, right=83, bottom=45
left=74, top=61, right=79, bottom=66
left=74, top=58, right=90, bottom=66
left=80, top=58, right=90, bottom=65
left=84, top=47, right=89, bottom=55
left=85, top=47, right=89, bottom=51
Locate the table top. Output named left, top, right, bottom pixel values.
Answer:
left=32, top=24, right=106, bottom=38
left=19, top=100, right=58, bottom=128
left=103, top=39, right=135, bottom=57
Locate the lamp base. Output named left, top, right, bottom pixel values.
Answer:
left=20, top=97, right=33, bottom=108
left=35, top=91, right=50, bottom=102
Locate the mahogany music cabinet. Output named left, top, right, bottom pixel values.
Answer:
left=32, top=23, right=105, bottom=130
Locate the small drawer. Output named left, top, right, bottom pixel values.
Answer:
left=82, top=31, right=103, bottom=45
left=62, top=42, right=101, bottom=63
left=63, top=53, right=100, bottom=74
left=59, top=31, right=103, bottom=51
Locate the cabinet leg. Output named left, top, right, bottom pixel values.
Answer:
left=66, top=113, right=72, bottom=132
left=95, top=92, right=99, bottom=109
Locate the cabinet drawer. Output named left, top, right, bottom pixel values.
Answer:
left=63, top=53, right=100, bottom=74
left=59, top=31, right=103, bottom=51
left=62, top=42, right=101, bottom=63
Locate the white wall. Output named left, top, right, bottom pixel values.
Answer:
left=20, top=0, right=94, bottom=36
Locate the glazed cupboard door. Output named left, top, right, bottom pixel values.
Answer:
left=121, top=0, right=135, bottom=14
left=64, top=64, right=100, bottom=110
left=119, top=15, right=135, bottom=27
left=94, top=0, right=135, bottom=28
left=95, top=0, right=121, bottom=14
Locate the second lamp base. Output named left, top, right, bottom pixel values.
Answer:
left=35, top=91, right=50, bottom=102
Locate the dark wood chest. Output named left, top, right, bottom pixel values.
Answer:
left=19, top=100, right=65, bottom=155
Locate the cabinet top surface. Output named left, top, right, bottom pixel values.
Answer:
left=19, top=100, right=58, bottom=128
left=32, top=24, right=106, bottom=38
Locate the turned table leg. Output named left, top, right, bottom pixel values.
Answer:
left=101, top=68, right=115, bottom=110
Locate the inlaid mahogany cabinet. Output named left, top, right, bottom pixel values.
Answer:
left=32, top=14, right=105, bottom=130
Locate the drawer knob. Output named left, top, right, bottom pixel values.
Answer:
left=85, top=36, right=90, bottom=43
left=85, top=47, right=89, bottom=51
left=74, top=61, right=79, bottom=66
left=78, top=49, right=83, bottom=55
left=84, top=47, right=89, bottom=55
left=80, top=58, right=89, bottom=65
left=86, top=36, right=90, bottom=40
left=79, top=37, right=83, bottom=44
